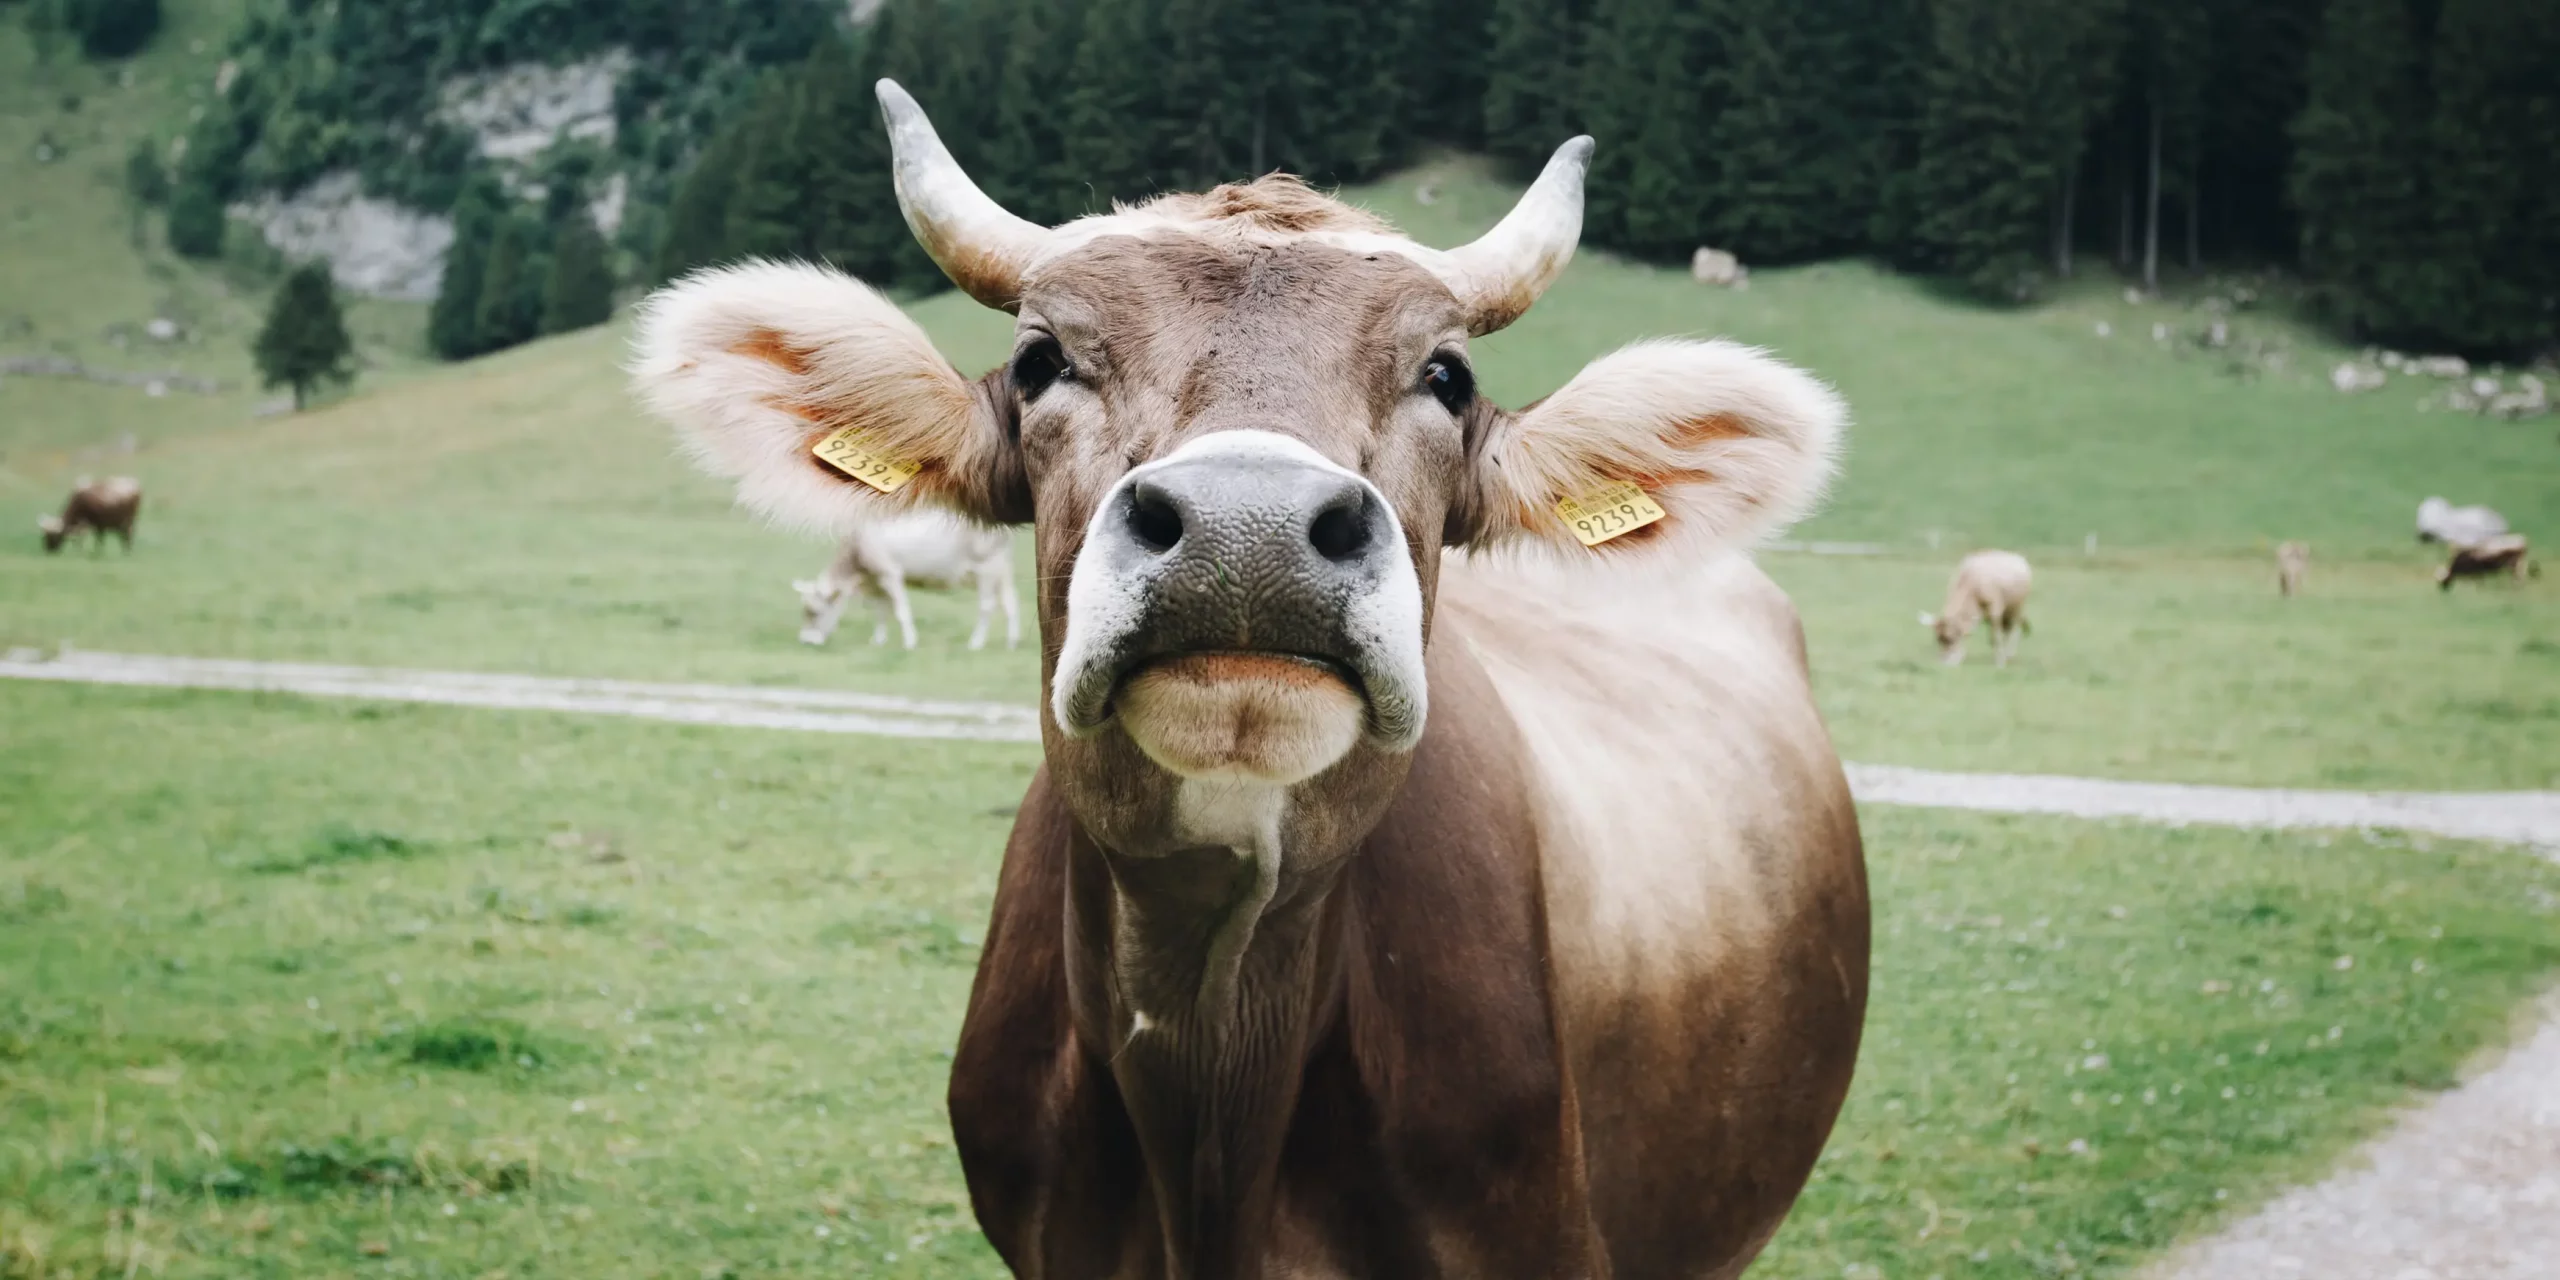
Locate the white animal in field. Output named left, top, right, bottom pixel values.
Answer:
left=2415, top=496, right=2507, bottom=547
left=2276, top=540, right=2309, bottom=597
left=1919, top=550, right=2033, bottom=667
left=794, top=510, right=1019, bottom=651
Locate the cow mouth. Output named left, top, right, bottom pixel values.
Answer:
left=1092, top=649, right=1386, bottom=783
left=1056, top=641, right=1423, bottom=757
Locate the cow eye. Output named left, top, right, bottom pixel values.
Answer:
left=1013, top=336, right=1074, bottom=399
left=1420, top=355, right=1474, bottom=413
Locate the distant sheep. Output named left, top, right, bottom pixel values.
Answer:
left=2435, top=533, right=2534, bottom=591
left=2415, top=497, right=2508, bottom=546
left=1920, top=550, right=2033, bottom=667
left=38, top=476, right=142, bottom=554
left=2276, top=541, right=2309, bottom=597
left=794, top=509, right=1018, bottom=651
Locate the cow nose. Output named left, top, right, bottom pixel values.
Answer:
left=1119, top=459, right=1386, bottom=575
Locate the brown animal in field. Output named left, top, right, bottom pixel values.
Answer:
left=632, top=80, right=1866, bottom=1280
left=38, top=476, right=142, bottom=553
left=2277, top=540, right=2309, bottom=597
left=1919, top=549, right=2033, bottom=666
left=2435, top=533, right=2534, bottom=590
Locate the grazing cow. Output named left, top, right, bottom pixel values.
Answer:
left=2436, top=533, right=2534, bottom=590
left=2276, top=540, right=2309, bottom=597
left=2416, top=496, right=2507, bottom=546
left=632, top=80, right=1867, bottom=1280
left=1919, top=550, right=2033, bottom=667
left=38, top=476, right=142, bottom=554
left=794, top=509, right=1019, bottom=650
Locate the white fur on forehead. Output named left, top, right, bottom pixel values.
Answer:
left=628, top=259, right=980, bottom=536
left=1476, top=339, right=1846, bottom=564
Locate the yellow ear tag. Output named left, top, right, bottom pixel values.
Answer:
left=1555, top=480, right=1666, bottom=548
left=810, top=424, right=921, bottom=495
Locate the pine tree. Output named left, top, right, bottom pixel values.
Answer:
left=540, top=211, right=616, bottom=335
left=252, top=262, right=355, bottom=411
left=429, top=178, right=505, bottom=360
left=652, top=109, right=754, bottom=283
left=1397, top=0, right=1489, bottom=149
left=1577, top=0, right=1709, bottom=258
left=2288, top=0, right=2432, bottom=339
left=70, top=0, right=161, bottom=59
left=1908, top=0, right=2125, bottom=298
left=473, top=216, right=542, bottom=353
left=1483, top=0, right=1588, bottom=171
left=983, top=0, right=1089, bottom=223
left=722, top=71, right=815, bottom=265
left=1062, top=0, right=1174, bottom=204
left=2419, top=0, right=2560, bottom=352
left=165, top=174, right=225, bottom=259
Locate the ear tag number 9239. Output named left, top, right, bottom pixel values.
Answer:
left=810, top=424, right=921, bottom=495
left=1555, top=480, right=1666, bottom=548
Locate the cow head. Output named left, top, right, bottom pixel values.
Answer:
left=37, top=514, right=67, bottom=553
left=635, top=81, right=1842, bottom=869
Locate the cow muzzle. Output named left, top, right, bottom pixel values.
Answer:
left=1052, top=431, right=1427, bottom=782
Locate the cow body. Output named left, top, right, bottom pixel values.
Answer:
left=38, top=476, right=142, bottom=553
left=955, top=552, right=1865, bottom=1278
left=795, top=509, right=1018, bottom=649
left=2277, top=540, right=2309, bottom=597
left=2436, top=533, right=2533, bottom=589
left=634, top=80, right=1866, bottom=1279
left=1922, top=550, right=2032, bottom=666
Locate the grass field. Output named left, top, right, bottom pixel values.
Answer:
left=8, top=21, right=2560, bottom=1277
left=5, top=681, right=2556, bottom=1279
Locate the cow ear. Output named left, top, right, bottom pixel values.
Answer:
left=630, top=260, right=1027, bottom=533
left=1464, top=339, right=1843, bottom=561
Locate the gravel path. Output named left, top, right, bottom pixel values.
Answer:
left=1848, top=764, right=2560, bottom=853
left=10, top=648, right=2556, bottom=850
left=2149, top=991, right=2560, bottom=1280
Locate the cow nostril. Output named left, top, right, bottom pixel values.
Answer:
left=1308, top=496, right=1370, bottom=563
left=1126, top=485, right=1184, bottom=554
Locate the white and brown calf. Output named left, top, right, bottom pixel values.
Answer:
left=795, top=508, right=1019, bottom=650
left=2276, top=540, right=2309, bottom=597
left=1920, top=549, right=2033, bottom=666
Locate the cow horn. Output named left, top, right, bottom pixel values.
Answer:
left=1437, top=136, right=1595, bottom=335
left=876, top=79, right=1047, bottom=311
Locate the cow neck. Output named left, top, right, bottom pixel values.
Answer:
left=1075, top=822, right=1351, bottom=1280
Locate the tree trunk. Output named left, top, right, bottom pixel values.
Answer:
left=2186, top=148, right=2202, bottom=270
left=1250, top=83, right=1267, bottom=176
left=2056, top=163, right=2077, bottom=278
left=2142, top=88, right=2162, bottom=293
left=292, top=380, right=307, bottom=412
left=2116, top=136, right=2133, bottom=268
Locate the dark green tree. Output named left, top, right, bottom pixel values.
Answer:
left=722, top=70, right=815, bottom=265
left=472, top=216, right=544, bottom=353
left=1062, top=0, right=1174, bottom=203
left=2288, top=0, right=2433, bottom=339
left=652, top=107, right=755, bottom=283
left=429, top=177, right=505, bottom=360
left=983, top=0, right=1089, bottom=223
left=165, top=174, right=225, bottom=258
left=1577, top=0, right=1711, bottom=258
left=2418, top=0, right=2560, bottom=352
left=1907, top=0, right=2124, bottom=297
left=1482, top=0, right=1588, bottom=171
left=252, top=262, right=355, bottom=411
left=124, top=138, right=169, bottom=207
left=540, top=210, right=617, bottom=334
left=69, top=0, right=158, bottom=58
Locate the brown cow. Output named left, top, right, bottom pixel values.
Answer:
left=632, top=80, right=1866, bottom=1280
left=38, top=476, right=142, bottom=554
left=2436, top=533, right=2534, bottom=590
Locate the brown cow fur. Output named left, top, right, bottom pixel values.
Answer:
left=39, top=476, right=142, bottom=554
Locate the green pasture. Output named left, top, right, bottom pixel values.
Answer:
left=5, top=682, right=2556, bottom=1279
left=7, top=33, right=2560, bottom=1279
